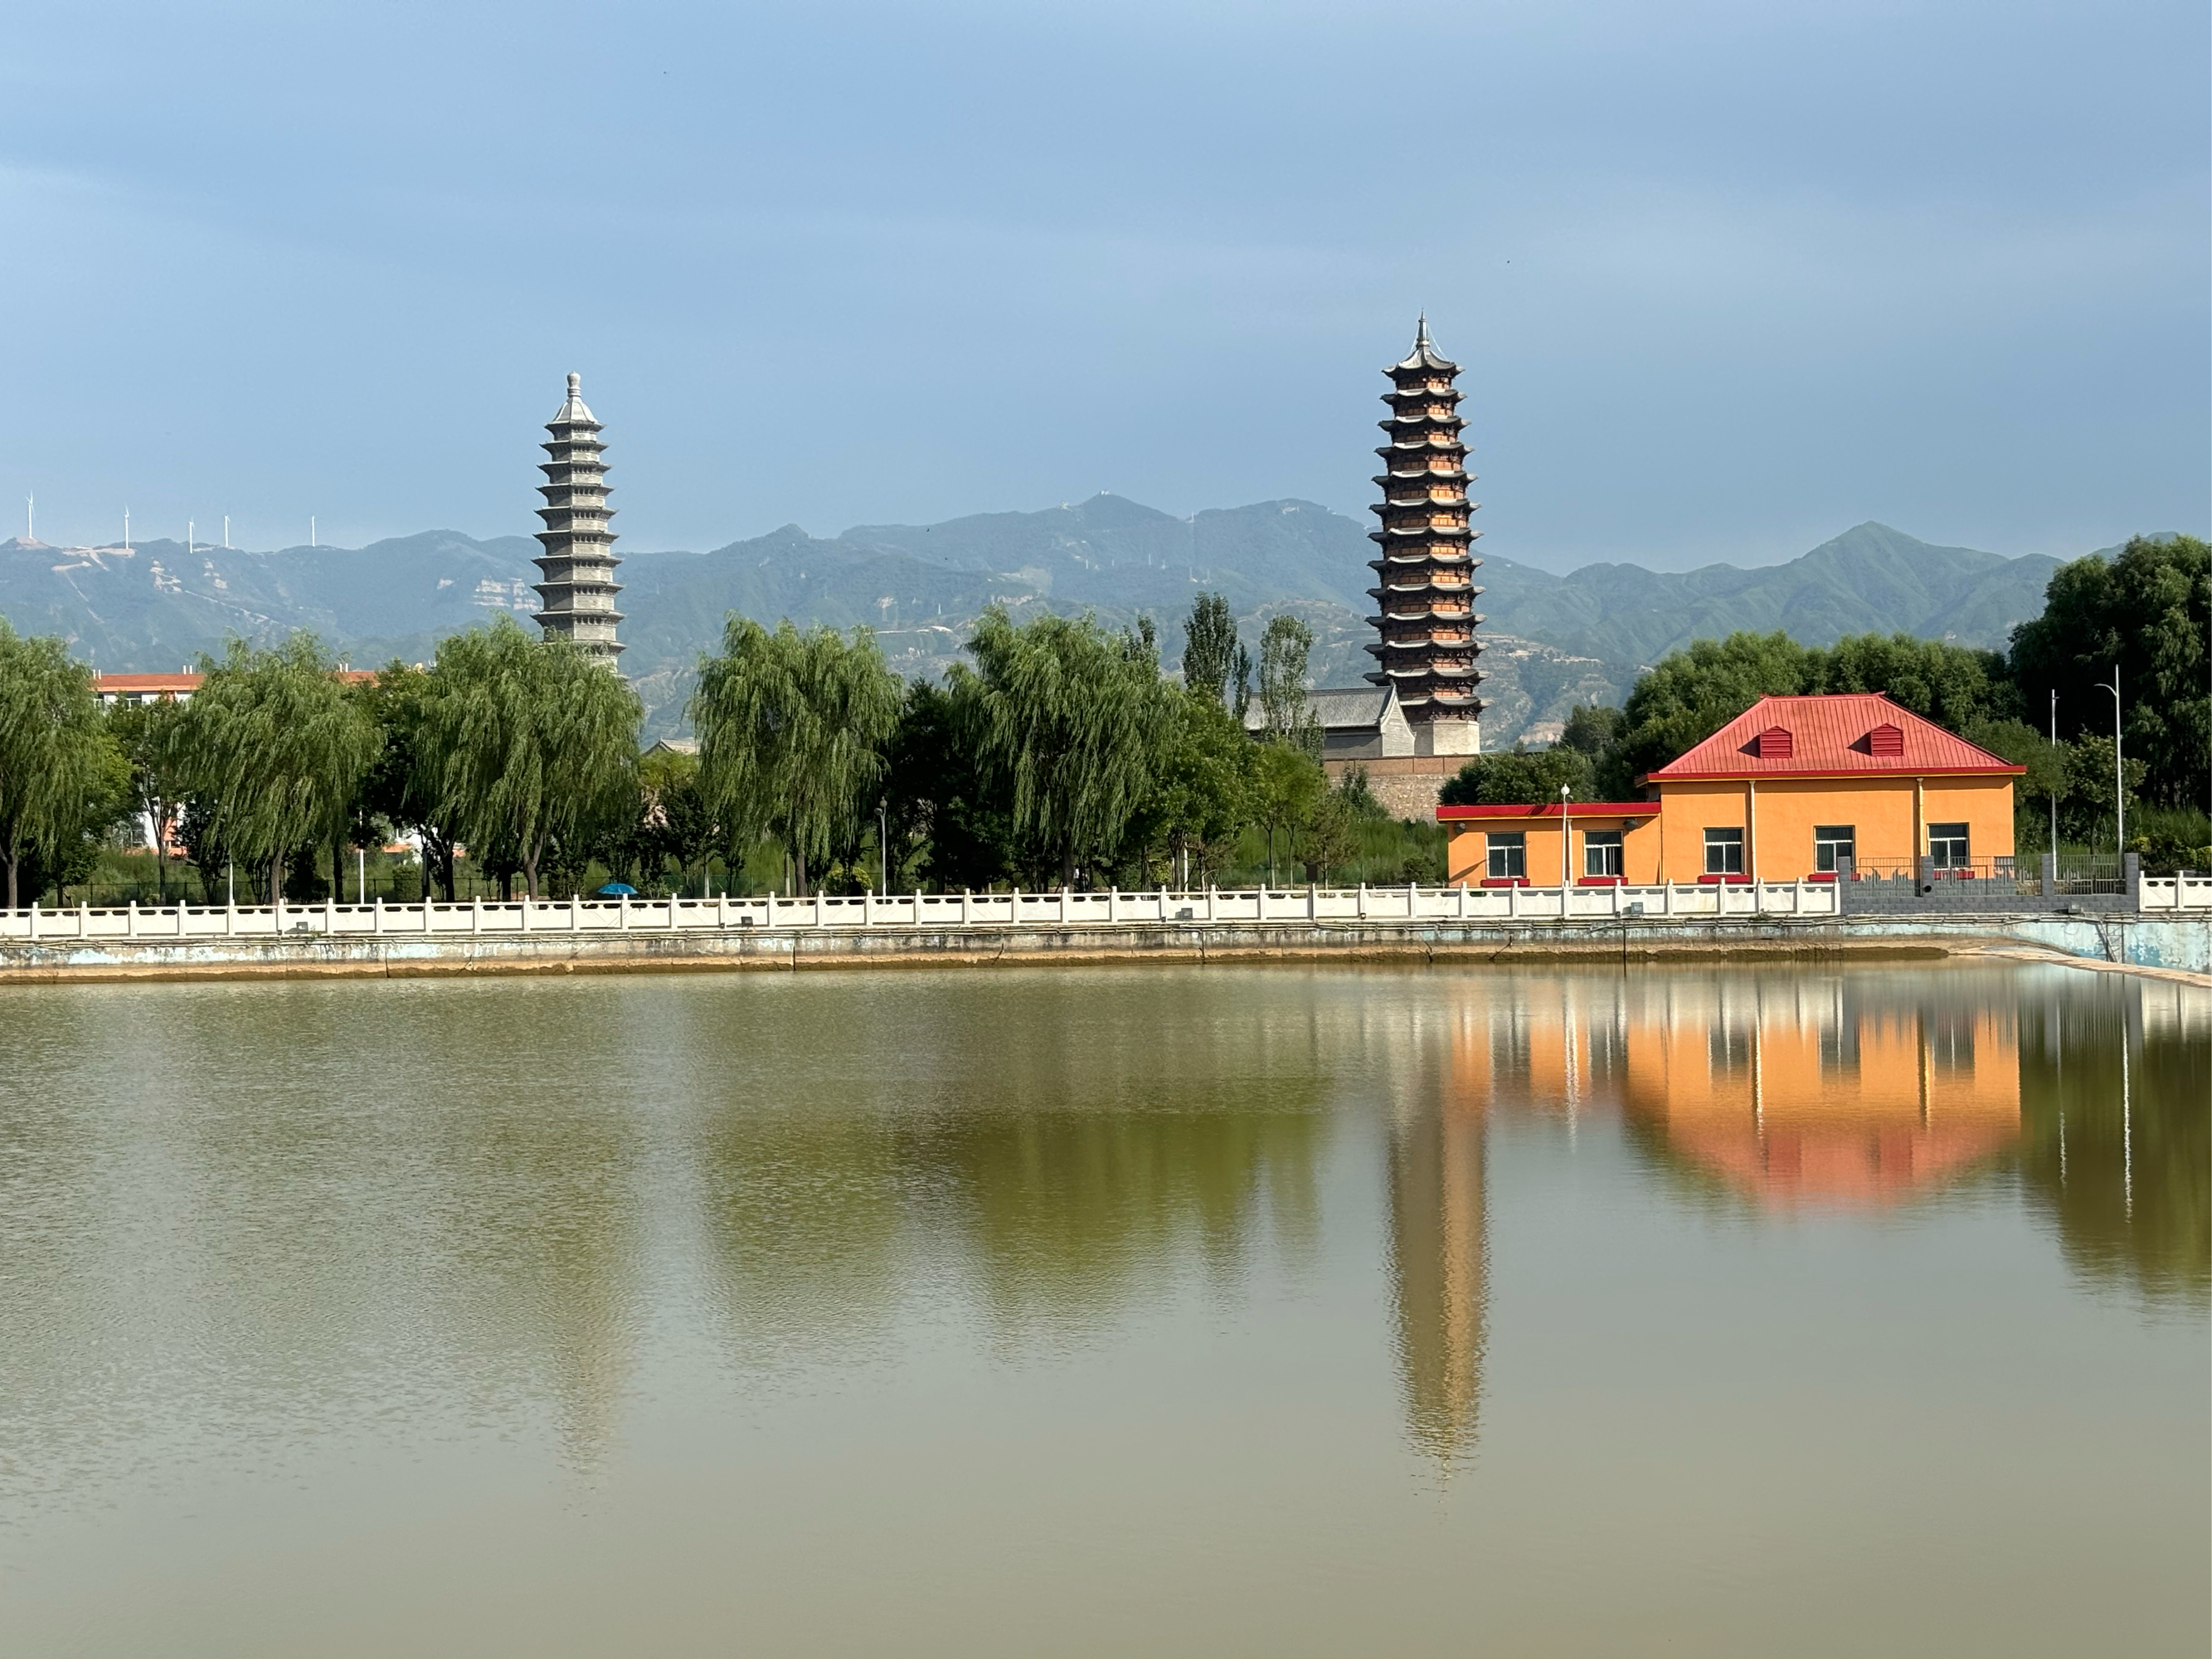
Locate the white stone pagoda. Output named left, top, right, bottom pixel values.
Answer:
left=532, top=372, right=625, bottom=668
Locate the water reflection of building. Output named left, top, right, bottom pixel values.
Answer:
left=1434, top=974, right=2023, bottom=1209
left=1616, top=980, right=2021, bottom=1207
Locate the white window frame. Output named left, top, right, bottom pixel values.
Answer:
left=1704, top=827, right=1745, bottom=876
left=1486, top=833, right=1527, bottom=880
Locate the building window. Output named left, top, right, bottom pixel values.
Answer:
left=1928, top=823, right=1970, bottom=868
left=1814, top=825, right=1855, bottom=873
left=1486, top=833, right=1526, bottom=880
left=1583, top=830, right=1624, bottom=878
left=1704, top=827, right=1745, bottom=876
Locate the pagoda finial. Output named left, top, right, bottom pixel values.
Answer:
left=567, top=372, right=581, bottom=400
left=1416, top=312, right=1430, bottom=349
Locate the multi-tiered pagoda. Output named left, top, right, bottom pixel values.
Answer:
left=1365, top=319, right=1484, bottom=752
left=532, top=372, right=625, bottom=669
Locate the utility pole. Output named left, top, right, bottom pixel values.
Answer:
left=2048, top=689, right=2059, bottom=856
left=2096, top=667, right=2122, bottom=859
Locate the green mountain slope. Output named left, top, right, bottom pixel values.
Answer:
left=2, top=504, right=2078, bottom=747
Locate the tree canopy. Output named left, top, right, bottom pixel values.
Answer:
left=422, top=618, right=641, bottom=899
left=693, top=617, right=902, bottom=894
left=170, top=634, right=381, bottom=902
left=2009, top=534, right=2209, bottom=808
left=0, top=623, right=122, bottom=908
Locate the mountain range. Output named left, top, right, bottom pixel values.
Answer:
left=1, top=499, right=2075, bottom=746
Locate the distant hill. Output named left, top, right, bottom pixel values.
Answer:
left=1, top=502, right=2079, bottom=747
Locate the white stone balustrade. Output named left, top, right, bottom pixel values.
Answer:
left=0, top=878, right=1935, bottom=944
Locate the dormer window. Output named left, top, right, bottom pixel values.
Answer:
left=1755, top=726, right=1794, bottom=759
left=1868, top=723, right=1904, bottom=757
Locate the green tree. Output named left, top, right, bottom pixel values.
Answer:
left=1140, top=689, right=1255, bottom=887
left=1257, top=613, right=1320, bottom=758
left=643, top=748, right=722, bottom=895
left=1440, top=745, right=1595, bottom=807
left=1809, top=632, right=2017, bottom=731
left=0, top=625, right=122, bottom=908
left=168, top=634, right=380, bottom=906
left=2059, top=735, right=2149, bottom=849
left=2009, top=535, right=2210, bottom=810
left=424, top=618, right=641, bottom=900
left=1596, top=631, right=1813, bottom=796
left=105, top=694, right=190, bottom=902
left=358, top=662, right=460, bottom=902
left=1963, top=717, right=2069, bottom=849
left=693, top=617, right=902, bottom=896
left=884, top=677, right=1016, bottom=892
left=1250, top=741, right=1324, bottom=884
left=959, top=606, right=1173, bottom=886
left=1180, top=592, right=1239, bottom=704
left=1296, top=785, right=1359, bottom=883
left=1558, top=703, right=1624, bottom=762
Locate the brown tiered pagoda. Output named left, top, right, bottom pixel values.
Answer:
left=1365, top=318, right=1484, bottom=752
left=532, top=372, right=625, bottom=669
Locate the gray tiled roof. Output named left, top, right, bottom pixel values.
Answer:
left=1242, top=684, right=1391, bottom=734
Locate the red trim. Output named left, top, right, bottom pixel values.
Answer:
left=1575, top=876, right=1624, bottom=887
left=1806, top=872, right=1837, bottom=883
left=1436, top=802, right=1653, bottom=821
left=1479, top=877, right=1531, bottom=888
left=1697, top=873, right=1751, bottom=884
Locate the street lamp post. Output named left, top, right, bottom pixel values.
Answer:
left=2095, top=668, right=2122, bottom=862
left=1559, top=784, right=1572, bottom=893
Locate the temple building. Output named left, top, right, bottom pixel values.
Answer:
left=1366, top=318, right=1485, bottom=752
left=532, top=372, right=625, bottom=668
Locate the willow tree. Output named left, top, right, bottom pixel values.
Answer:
left=692, top=618, right=902, bottom=895
left=169, top=634, right=380, bottom=903
left=0, top=623, right=119, bottom=909
left=960, top=606, right=1172, bottom=887
left=423, top=618, right=642, bottom=900
left=107, top=693, right=190, bottom=902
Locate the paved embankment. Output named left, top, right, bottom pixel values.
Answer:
left=2, top=912, right=2204, bottom=985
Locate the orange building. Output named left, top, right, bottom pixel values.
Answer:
left=1441, top=693, right=2025, bottom=887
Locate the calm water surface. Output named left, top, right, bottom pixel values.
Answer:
left=2, top=964, right=2205, bottom=1656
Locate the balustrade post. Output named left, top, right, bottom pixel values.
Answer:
left=1106, top=886, right=1116, bottom=924
left=374, top=896, right=384, bottom=935
left=1357, top=881, right=1366, bottom=919
left=79, top=900, right=90, bottom=940
left=1308, top=883, right=1317, bottom=921
left=1507, top=882, right=1519, bottom=920
left=127, top=900, right=138, bottom=938
left=1257, top=885, right=1267, bottom=922
left=472, top=897, right=484, bottom=935
left=27, top=900, right=37, bottom=942
left=1207, top=884, right=1217, bottom=923
left=1457, top=880, right=1468, bottom=921
left=1060, top=887, right=1070, bottom=925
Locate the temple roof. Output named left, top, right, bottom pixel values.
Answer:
left=1386, top=314, right=1459, bottom=374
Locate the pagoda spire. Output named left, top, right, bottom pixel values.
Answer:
left=1364, top=319, right=1485, bottom=750
left=531, top=372, right=625, bottom=669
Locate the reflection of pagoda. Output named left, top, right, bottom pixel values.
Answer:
left=1388, top=1098, right=1487, bottom=1463
left=532, top=372, right=625, bottom=669
left=1366, top=318, right=1485, bottom=753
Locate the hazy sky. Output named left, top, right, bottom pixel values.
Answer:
left=3, top=1, right=2205, bottom=571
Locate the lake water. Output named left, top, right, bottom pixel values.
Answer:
left=2, top=964, right=2205, bottom=1656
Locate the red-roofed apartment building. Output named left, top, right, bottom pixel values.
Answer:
left=1439, top=693, right=2026, bottom=887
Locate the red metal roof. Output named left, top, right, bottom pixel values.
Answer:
left=1437, top=802, right=1654, bottom=820
left=1642, top=693, right=2025, bottom=782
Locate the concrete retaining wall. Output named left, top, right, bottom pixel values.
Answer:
left=2, top=912, right=2201, bottom=984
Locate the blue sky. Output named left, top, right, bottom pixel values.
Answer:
left=3, top=0, right=2205, bottom=570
